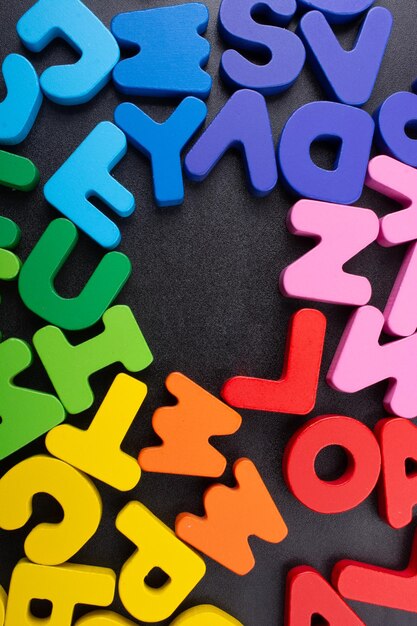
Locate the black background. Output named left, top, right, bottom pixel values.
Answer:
left=1, top=0, right=417, bottom=624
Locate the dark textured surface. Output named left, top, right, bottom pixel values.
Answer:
left=1, top=1, right=417, bottom=624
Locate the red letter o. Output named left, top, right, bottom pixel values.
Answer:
left=283, top=415, right=381, bottom=513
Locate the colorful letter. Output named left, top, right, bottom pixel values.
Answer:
left=33, top=305, right=153, bottom=414
left=283, top=415, right=381, bottom=513
left=366, top=156, right=417, bottom=336
left=278, top=101, right=374, bottom=204
left=375, top=90, right=417, bottom=167
left=114, top=98, right=207, bottom=207
left=219, top=0, right=305, bottom=94
left=44, top=122, right=135, bottom=249
left=0, top=150, right=39, bottom=191
left=176, top=458, right=288, bottom=575
left=0, top=54, right=42, bottom=144
left=0, top=455, right=102, bottom=565
left=17, top=0, right=119, bottom=104
left=375, top=418, right=417, bottom=529
left=185, top=89, right=278, bottom=197
left=19, top=219, right=131, bottom=330
left=328, top=305, right=417, bottom=418
left=116, top=501, right=206, bottom=622
left=222, top=309, right=326, bottom=414
left=333, top=528, right=417, bottom=612
left=112, top=5, right=211, bottom=98
left=0, top=338, right=65, bottom=460
left=285, top=566, right=365, bottom=625
left=46, top=374, right=145, bottom=491
left=280, top=200, right=378, bottom=305
left=5, top=559, right=115, bottom=626
left=299, top=8, right=392, bottom=106
left=139, top=372, right=241, bottom=477
left=366, top=156, right=417, bottom=247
